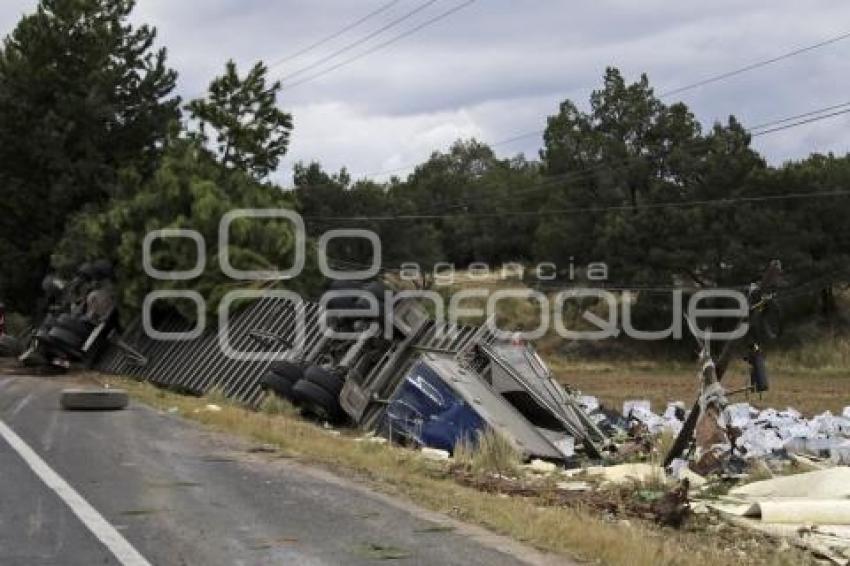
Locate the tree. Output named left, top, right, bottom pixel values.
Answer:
left=53, top=139, right=318, bottom=321
left=396, top=139, right=539, bottom=266
left=535, top=68, right=706, bottom=272
left=0, top=0, right=179, bottom=311
left=187, top=60, right=293, bottom=180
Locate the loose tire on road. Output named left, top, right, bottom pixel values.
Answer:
left=60, top=388, right=129, bottom=411
left=291, top=380, right=343, bottom=422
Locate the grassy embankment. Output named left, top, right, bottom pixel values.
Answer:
left=95, top=374, right=815, bottom=566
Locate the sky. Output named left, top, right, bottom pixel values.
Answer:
left=2, top=0, right=849, bottom=186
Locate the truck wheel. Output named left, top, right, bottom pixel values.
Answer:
left=56, top=317, right=94, bottom=337
left=260, top=370, right=297, bottom=400
left=49, top=325, right=87, bottom=346
left=268, top=360, right=305, bottom=382
left=325, top=293, right=362, bottom=311
left=292, top=380, right=343, bottom=422
left=46, top=327, right=85, bottom=358
left=0, top=335, right=20, bottom=357
left=361, top=280, right=389, bottom=303
left=327, top=279, right=363, bottom=291
left=303, top=365, right=345, bottom=395
left=60, top=388, right=128, bottom=410
left=91, top=259, right=114, bottom=281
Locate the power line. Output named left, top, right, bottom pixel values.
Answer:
left=356, top=29, right=850, bottom=179
left=282, top=0, right=477, bottom=90
left=280, top=0, right=440, bottom=84
left=182, top=1, right=408, bottom=102
left=408, top=99, right=850, bottom=214
left=750, top=107, right=850, bottom=136
left=303, top=188, right=850, bottom=222
left=267, top=0, right=402, bottom=70
left=748, top=101, right=850, bottom=131
left=301, top=99, right=850, bottom=224
left=659, top=30, right=850, bottom=97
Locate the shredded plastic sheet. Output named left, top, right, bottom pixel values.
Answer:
left=706, top=469, right=850, bottom=564
left=622, top=400, right=685, bottom=436
left=580, top=396, right=848, bottom=464
left=730, top=467, right=850, bottom=499
left=576, top=395, right=599, bottom=413
left=706, top=402, right=850, bottom=461
left=585, top=462, right=666, bottom=484
left=622, top=399, right=651, bottom=417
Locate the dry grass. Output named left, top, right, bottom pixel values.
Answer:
left=551, top=356, right=850, bottom=417
left=771, top=330, right=850, bottom=371
left=98, top=374, right=816, bottom=566
left=436, top=272, right=850, bottom=418
left=258, top=392, right=299, bottom=416
left=453, top=429, right=522, bottom=477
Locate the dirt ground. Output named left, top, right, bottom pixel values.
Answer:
left=551, top=358, right=850, bottom=417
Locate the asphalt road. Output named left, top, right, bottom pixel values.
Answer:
left=0, top=373, right=560, bottom=566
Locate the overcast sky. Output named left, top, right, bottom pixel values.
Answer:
left=2, top=0, right=849, bottom=185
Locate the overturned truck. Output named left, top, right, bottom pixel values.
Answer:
left=95, top=281, right=608, bottom=461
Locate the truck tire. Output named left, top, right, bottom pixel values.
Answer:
left=46, top=327, right=85, bottom=358
left=292, top=380, right=343, bottom=422
left=91, top=259, right=114, bottom=281
left=60, top=388, right=129, bottom=411
left=260, top=370, right=297, bottom=400
left=361, top=280, right=389, bottom=303
left=325, top=293, right=362, bottom=311
left=303, top=365, right=345, bottom=396
left=325, top=280, right=384, bottom=311
left=327, top=279, right=363, bottom=291
left=56, top=317, right=94, bottom=337
left=0, top=335, right=20, bottom=357
left=268, top=360, right=305, bottom=382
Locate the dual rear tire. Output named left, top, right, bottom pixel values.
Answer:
left=260, top=362, right=346, bottom=423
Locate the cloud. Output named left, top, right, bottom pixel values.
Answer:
left=2, top=0, right=849, bottom=182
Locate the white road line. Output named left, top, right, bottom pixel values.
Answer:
left=0, top=418, right=151, bottom=566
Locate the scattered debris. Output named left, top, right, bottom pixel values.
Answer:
left=355, top=434, right=388, bottom=445
left=704, top=468, right=850, bottom=564
left=420, top=447, right=450, bottom=461
left=60, top=388, right=128, bottom=411
left=524, top=459, right=557, bottom=474
left=556, top=480, right=592, bottom=492
left=204, top=403, right=222, bottom=412
left=584, top=463, right=667, bottom=486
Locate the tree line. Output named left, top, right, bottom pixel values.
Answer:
left=0, top=0, right=847, bottom=334
left=296, top=68, right=850, bottom=325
